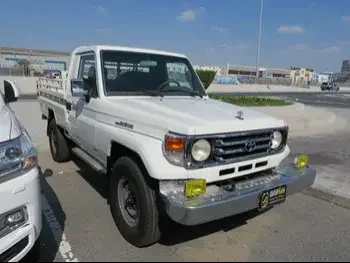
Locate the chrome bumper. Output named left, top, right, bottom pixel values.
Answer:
left=160, top=164, right=316, bottom=226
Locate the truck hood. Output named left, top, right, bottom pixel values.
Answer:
left=0, top=104, right=21, bottom=143
left=104, top=97, right=286, bottom=137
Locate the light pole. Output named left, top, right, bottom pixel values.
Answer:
left=255, top=0, right=264, bottom=82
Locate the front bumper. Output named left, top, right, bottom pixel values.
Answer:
left=160, top=164, right=316, bottom=226
left=0, top=167, right=42, bottom=262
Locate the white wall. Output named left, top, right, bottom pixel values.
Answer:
left=0, top=76, right=39, bottom=95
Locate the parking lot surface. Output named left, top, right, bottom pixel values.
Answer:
left=11, top=101, right=350, bottom=262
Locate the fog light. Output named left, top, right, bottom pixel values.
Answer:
left=7, top=210, right=25, bottom=224
left=294, top=155, right=309, bottom=169
left=184, top=179, right=206, bottom=198
left=0, top=207, right=27, bottom=238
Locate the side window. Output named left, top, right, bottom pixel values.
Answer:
left=78, top=54, right=96, bottom=81
left=166, top=62, right=193, bottom=90
left=78, top=54, right=97, bottom=96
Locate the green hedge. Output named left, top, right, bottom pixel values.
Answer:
left=210, top=95, right=293, bottom=107
left=195, top=69, right=217, bottom=89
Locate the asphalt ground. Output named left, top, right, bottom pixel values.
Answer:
left=9, top=100, right=350, bottom=262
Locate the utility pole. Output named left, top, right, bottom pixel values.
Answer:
left=255, top=0, right=264, bottom=82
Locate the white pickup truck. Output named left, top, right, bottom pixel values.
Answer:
left=0, top=80, right=41, bottom=261
left=38, top=45, right=316, bottom=248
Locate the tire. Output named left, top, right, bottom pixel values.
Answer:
left=48, top=118, right=71, bottom=162
left=23, top=234, right=41, bottom=262
left=109, top=156, right=161, bottom=247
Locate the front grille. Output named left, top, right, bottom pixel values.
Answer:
left=213, top=130, right=273, bottom=163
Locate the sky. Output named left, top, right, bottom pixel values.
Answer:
left=0, top=0, right=350, bottom=72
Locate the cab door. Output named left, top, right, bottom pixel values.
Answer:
left=68, top=53, right=97, bottom=154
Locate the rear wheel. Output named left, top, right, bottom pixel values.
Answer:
left=109, top=156, right=161, bottom=247
left=48, top=119, right=71, bottom=162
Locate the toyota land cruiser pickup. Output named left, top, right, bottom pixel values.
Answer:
left=37, top=45, right=316, bottom=248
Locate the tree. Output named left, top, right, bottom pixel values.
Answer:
left=16, top=59, right=31, bottom=76
left=195, top=69, right=217, bottom=90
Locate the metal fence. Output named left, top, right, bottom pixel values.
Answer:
left=0, top=67, right=27, bottom=76
left=0, top=66, right=322, bottom=88
left=0, top=67, right=45, bottom=77
left=214, top=75, right=319, bottom=87
left=243, top=76, right=293, bottom=86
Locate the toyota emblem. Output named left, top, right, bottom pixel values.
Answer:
left=245, top=141, right=256, bottom=152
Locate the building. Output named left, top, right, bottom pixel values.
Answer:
left=226, top=64, right=291, bottom=79
left=316, top=71, right=333, bottom=83
left=289, top=67, right=317, bottom=84
left=0, top=47, right=70, bottom=73
left=341, top=60, right=350, bottom=73
left=330, top=60, right=350, bottom=84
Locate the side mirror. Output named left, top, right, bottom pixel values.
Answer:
left=4, top=80, right=20, bottom=104
left=71, top=78, right=88, bottom=97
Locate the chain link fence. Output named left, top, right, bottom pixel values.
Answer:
left=0, top=67, right=44, bottom=77
left=0, top=67, right=26, bottom=76
left=215, top=75, right=319, bottom=87
left=0, top=65, right=322, bottom=88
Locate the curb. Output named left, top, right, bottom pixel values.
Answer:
left=303, top=187, right=350, bottom=210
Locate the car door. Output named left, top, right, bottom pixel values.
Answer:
left=69, top=53, right=97, bottom=154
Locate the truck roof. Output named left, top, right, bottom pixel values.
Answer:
left=73, top=45, right=188, bottom=59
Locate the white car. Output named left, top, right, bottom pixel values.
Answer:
left=0, top=80, right=41, bottom=261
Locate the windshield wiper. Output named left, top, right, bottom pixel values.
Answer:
left=140, top=91, right=164, bottom=97
left=161, top=89, right=203, bottom=98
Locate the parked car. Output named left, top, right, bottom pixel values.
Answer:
left=37, top=45, right=316, bottom=248
left=0, top=80, right=41, bottom=261
left=320, top=82, right=339, bottom=91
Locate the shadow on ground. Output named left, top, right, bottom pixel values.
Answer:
left=71, top=157, right=268, bottom=247
left=38, top=166, right=66, bottom=262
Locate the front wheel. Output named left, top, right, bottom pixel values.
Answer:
left=109, top=156, right=161, bottom=247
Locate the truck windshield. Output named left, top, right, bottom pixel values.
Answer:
left=100, top=50, right=206, bottom=97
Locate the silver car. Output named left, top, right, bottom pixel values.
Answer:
left=320, top=82, right=339, bottom=91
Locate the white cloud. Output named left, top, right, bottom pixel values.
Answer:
left=96, top=28, right=112, bottom=33
left=205, top=47, right=215, bottom=53
left=287, top=44, right=340, bottom=54
left=277, top=25, right=304, bottom=34
left=220, top=42, right=250, bottom=49
left=341, top=16, right=350, bottom=22
left=177, top=7, right=205, bottom=22
left=321, top=45, right=340, bottom=54
left=96, top=6, right=107, bottom=13
left=290, top=44, right=309, bottom=51
left=178, top=10, right=196, bottom=21
left=210, top=25, right=229, bottom=33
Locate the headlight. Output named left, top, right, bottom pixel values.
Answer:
left=191, top=139, right=211, bottom=162
left=271, top=131, right=283, bottom=149
left=0, top=132, right=37, bottom=181
left=162, top=133, right=213, bottom=168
